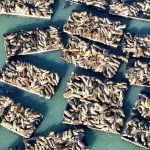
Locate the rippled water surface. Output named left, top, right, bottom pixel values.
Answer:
left=0, top=0, right=150, bottom=149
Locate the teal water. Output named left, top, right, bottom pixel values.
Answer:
left=0, top=0, right=150, bottom=149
